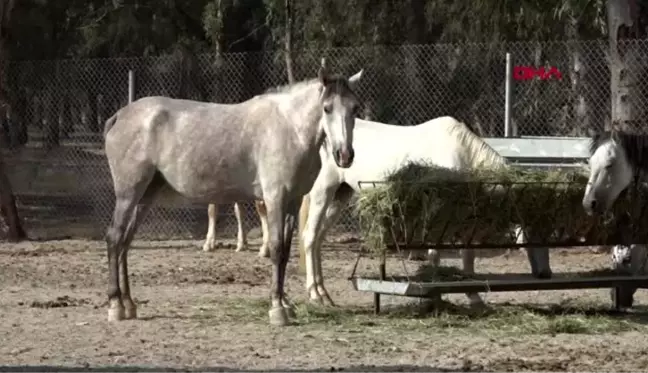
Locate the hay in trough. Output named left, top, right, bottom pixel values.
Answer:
left=356, top=162, right=648, bottom=253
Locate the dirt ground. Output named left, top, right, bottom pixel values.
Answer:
left=2, top=239, right=648, bottom=372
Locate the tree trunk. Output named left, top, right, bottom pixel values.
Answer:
left=0, top=0, right=15, bottom=147
left=606, top=0, right=647, bottom=302
left=607, top=0, right=646, bottom=131
left=402, top=0, right=426, bottom=125
left=284, top=0, right=295, bottom=84
left=567, top=18, right=594, bottom=136
left=211, top=0, right=227, bottom=103
left=0, top=151, right=25, bottom=241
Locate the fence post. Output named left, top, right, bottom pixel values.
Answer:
left=504, top=52, right=516, bottom=137
left=128, top=70, right=135, bottom=104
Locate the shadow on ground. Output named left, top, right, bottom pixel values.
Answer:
left=0, top=365, right=482, bottom=372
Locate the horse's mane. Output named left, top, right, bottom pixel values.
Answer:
left=262, top=79, right=317, bottom=96
left=591, top=130, right=648, bottom=171
left=261, top=74, right=351, bottom=97
left=442, top=118, right=508, bottom=169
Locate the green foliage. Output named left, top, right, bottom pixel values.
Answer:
left=5, top=0, right=608, bottom=60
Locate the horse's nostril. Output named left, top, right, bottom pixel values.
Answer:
left=591, top=200, right=597, bottom=210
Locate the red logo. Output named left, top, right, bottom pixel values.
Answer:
left=513, top=66, right=563, bottom=81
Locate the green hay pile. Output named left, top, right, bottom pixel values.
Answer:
left=356, top=162, right=648, bottom=253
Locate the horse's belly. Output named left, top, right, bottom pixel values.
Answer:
left=159, top=166, right=260, bottom=202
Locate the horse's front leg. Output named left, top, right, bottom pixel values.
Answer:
left=611, top=244, right=646, bottom=309
left=461, top=248, right=485, bottom=307
left=425, top=248, right=443, bottom=304
left=265, top=199, right=293, bottom=326
left=516, top=225, right=552, bottom=279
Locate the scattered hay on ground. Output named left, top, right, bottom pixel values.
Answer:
left=219, top=297, right=645, bottom=336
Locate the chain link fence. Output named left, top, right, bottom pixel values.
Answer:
left=0, top=39, right=631, bottom=241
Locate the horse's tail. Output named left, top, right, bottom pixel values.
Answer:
left=103, top=112, right=119, bottom=140
left=297, top=193, right=311, bottom=274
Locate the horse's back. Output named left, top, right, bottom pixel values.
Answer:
left=335, top=117, right=464, bottom=189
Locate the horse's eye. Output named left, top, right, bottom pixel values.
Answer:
left=323, top=105, right=332, bottom=114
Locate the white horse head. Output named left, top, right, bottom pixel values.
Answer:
left=582, top=130, right=639, bottom=215
left=318, top=68, right=363, bottom=168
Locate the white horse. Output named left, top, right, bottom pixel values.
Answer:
left=296, top=116, right=552, bottom=306
left=583, top=129, right=648, bottom=307
left=102, top=66, right=364, bottom=326
left=202, top=201, right=270, bottom=255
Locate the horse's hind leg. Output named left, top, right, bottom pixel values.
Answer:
left=311, top=184, right=354, bottom=306
left=106, top=169, right=156, bottom=322
left=202, top=204, right=219, bottom=252
left=517, top=226, right=552, bottom=279
left=234, top=202, right=249, bottom=252
left=106, top=198, right=139, bottom=322
left=301, top=186, right=337, bottom=304
left=119, top=201, right=153, bottom=319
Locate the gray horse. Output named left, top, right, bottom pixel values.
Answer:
left=103, top=65, right=364, bottom=326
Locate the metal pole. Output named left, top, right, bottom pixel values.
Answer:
left=128, top=70, right=135, bottom=103
left=374, top=252, right=386, bottom=315
left=504, top=53, right=513, bottom=137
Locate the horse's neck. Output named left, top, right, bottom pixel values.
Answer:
left=453, top=131, right=507, bottom=170
left=274, top=82, right=326, bottom=151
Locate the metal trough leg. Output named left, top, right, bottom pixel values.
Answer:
left=374, top=252, right=386, bottom=315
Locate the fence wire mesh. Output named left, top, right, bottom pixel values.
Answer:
left=0, top=40, right=632, bottom=241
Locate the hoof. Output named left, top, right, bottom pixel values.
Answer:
left=469, top=300, right=487, bottom=309
left=202, top=242, right=217, bottom=252
left=268, top=307, right=290, bottom=326
left=235, top=244, right=248, bottom=253
left=611, top=287, right=635, bottom=310
left=124, top=304, right=138, bottom=320
left=468, top=294, right=486, bottom=308
left=107, top=306, right=125, bottom=322
left=258, top=248, right=270, bottom=258
left=533, top=270, right=553, bottom=279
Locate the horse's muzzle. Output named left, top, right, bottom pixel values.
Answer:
left=334, top=146, right=354, bottom=168
left=582, top=195, right=601, bottom=216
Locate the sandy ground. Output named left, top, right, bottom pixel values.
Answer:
left=2, top=239, right=648, bottom=372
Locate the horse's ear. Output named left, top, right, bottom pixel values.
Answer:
left=611, top=130, right=621, bottom=143
left=348, top=69, right=364, bottom=89
left=318, top=67, right=329, bottom=85
left=318, top=57, right=330, bottom=85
